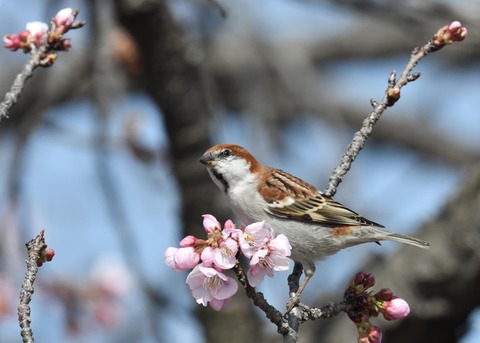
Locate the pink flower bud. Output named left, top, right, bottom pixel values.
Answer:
left=61, top=39, right=72, bottom=50
left=45, top=248, right=55, bottom=262
left=3, top=34, right=21, bottom=51
left=367, top=325, right=382, bottom=343
left=26, top=22, right=48, bottom=46
left=380, top=297, right=410, bottom=320
left=433, top=21, right=468, bottom=48
left=179, top=235, right=197, bottom=247
left=358, top=336, right=370, bottom=343
left=54, top=8, right=75, bottom=28
left=200, top=246, right=214, bottom=265
left=357, top=322, right=382, bottom=343
left=446, top=21, right=467, bottom=41
left=164, top=247, right=180, bottom=271
left=202, top=214, right=221, bottom=233
left=174, top=247, right=200, bottom=270
left=164, top=246, right=200, bottom=271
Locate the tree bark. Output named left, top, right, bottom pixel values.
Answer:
left=115, top=1, right=262, bottom=342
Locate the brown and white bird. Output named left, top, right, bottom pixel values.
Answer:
left=200, top=143, right=430, bottom=308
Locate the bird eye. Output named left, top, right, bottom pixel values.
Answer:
left=219, top=149, right=231, bottom=158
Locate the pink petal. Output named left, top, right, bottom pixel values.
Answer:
left=54, top=8, right=75, bottom=27
left=179, top=235, right=196, bottom=247
left=174, top=247, right=200, bottom=270
left=222, top=220, right=241, bottom=239
left=186, top=265, right=207, bottom=290
left=247, top=265, right=267, bottom=287
left=269, top=234, right=291, bottom=256
left=200, top=246, right=214, bottom=266
left=212, top=276, right=238, bottom=300
left=164, top=247, right=181, bottom=271
left=209, top=298, right=228, bottom=311
left=202, top=214, right=221, bottom=233
left=26, top=22, right=48, bottom=35
left=270, top=252, right=291, bottom=272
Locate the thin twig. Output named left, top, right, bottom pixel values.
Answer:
left=18, top=230, right=48, bottom=343
left=207, top=0, right=228, bottom=18
left=0, top=47, right=44, bottom=123
left=323, top=40, right=439, bottom=197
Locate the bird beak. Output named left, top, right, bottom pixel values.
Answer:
left=199, top=153, right=214, bottom=166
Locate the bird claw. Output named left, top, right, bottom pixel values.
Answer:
left=284, top=294, right=301, bottom=316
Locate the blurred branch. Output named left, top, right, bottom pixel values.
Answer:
left=115, top=1, right=263, bottom=342
left=87, top=1, right=166, bottom=342
left=312, top=0, right=479, bottom=64
left=207, top=0, right=228, bottom=18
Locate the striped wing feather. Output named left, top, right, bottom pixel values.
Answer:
left=262, top=169, right=383, bottom=228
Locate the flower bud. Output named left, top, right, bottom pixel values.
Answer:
left=54, top=8, right=75, bottom=28
left=179, top=235, right=197, bottom=247
left=374, top=288, right=393, bottom=302
left=352, top=272, right=375, bottom=293
left=26, top=21, right=48, bottom=46
left=433, top=21, right=468, bottom=49
left=366, top=325, right=382, bottom=343
left=3, top=34, right=21, bottom=51
left=379, top=297, right=410, bottom=321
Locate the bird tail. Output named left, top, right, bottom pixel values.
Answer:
left=382, top=231, right=430, bottom=249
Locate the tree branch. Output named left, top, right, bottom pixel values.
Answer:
left=18, top=230, right=53, bottom=343
left=324, top=28, right=464, bottom=197
left=0, top=48, right=43, bottom=123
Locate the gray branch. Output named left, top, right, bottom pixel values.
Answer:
left=0, top=48, right=44, bottom=123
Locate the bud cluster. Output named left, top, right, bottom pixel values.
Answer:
left=432, top=21, right=467, bottom=50
left=3, top=8, right=85, bottom=63
left=345, top=272, right=410, bottom=343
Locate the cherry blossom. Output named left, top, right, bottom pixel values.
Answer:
left=239, top=221, right=273, bottom=258
left=186, top=265, right=238, bottom=311
left=165, top=215, right=292, bottom=310
left=247, top=234, right=291, bottom=287
left=222, top=219, right=241, bottom=239
left=213, top=237, right=238, bottom=269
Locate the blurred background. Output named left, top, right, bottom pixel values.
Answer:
left=0, top=0, right=479, bottom=342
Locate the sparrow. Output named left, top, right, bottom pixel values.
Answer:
left=199, top=143, right=430, bottom=311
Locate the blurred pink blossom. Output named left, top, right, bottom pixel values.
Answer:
left=54, top=8, right=75, bottom=28
left=26, top=21, right=48, bottom=45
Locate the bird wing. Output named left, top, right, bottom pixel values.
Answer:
left=261, top=169, right=383, bottom=228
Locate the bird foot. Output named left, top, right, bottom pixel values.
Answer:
left=284, top=294, right=301, bottom=316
